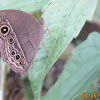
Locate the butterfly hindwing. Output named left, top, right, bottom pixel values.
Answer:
left=0, top=10, right=44, bottom=74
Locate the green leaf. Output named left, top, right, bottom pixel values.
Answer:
left=42, top=32, right=100, bottom=100
left=94, top=0, right=100, bottom=20
left=28, top=0, right=97, bottom=100
left=0, top=0, right=50, bottom=12
left=24, top=79, right=34, bottom=100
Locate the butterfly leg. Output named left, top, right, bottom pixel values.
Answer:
left=42, top=35, right=48, bottom=57
left=45, top=28, right=56, bottom=40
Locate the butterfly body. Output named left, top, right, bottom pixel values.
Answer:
left=0, top=10, right=45, bottom=74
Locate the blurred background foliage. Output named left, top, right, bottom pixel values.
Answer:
left=0, top=0, right=100, bottom=100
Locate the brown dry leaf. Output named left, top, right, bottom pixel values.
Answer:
left=75, top=19, right=100, bottom=41
left=59, top=43, right=75, bottom=61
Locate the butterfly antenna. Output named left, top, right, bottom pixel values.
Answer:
left=42, top=2, right=52, bottom=16
left=35, top=0, right=40, bottom=19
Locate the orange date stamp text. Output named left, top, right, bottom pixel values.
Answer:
left=82, top=93, right=100, bottom=98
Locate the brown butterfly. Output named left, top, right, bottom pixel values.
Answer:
left=0, top=9, right=45, bottom=74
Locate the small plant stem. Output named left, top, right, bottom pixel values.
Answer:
left=0, top=59, right=7, bottom=100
